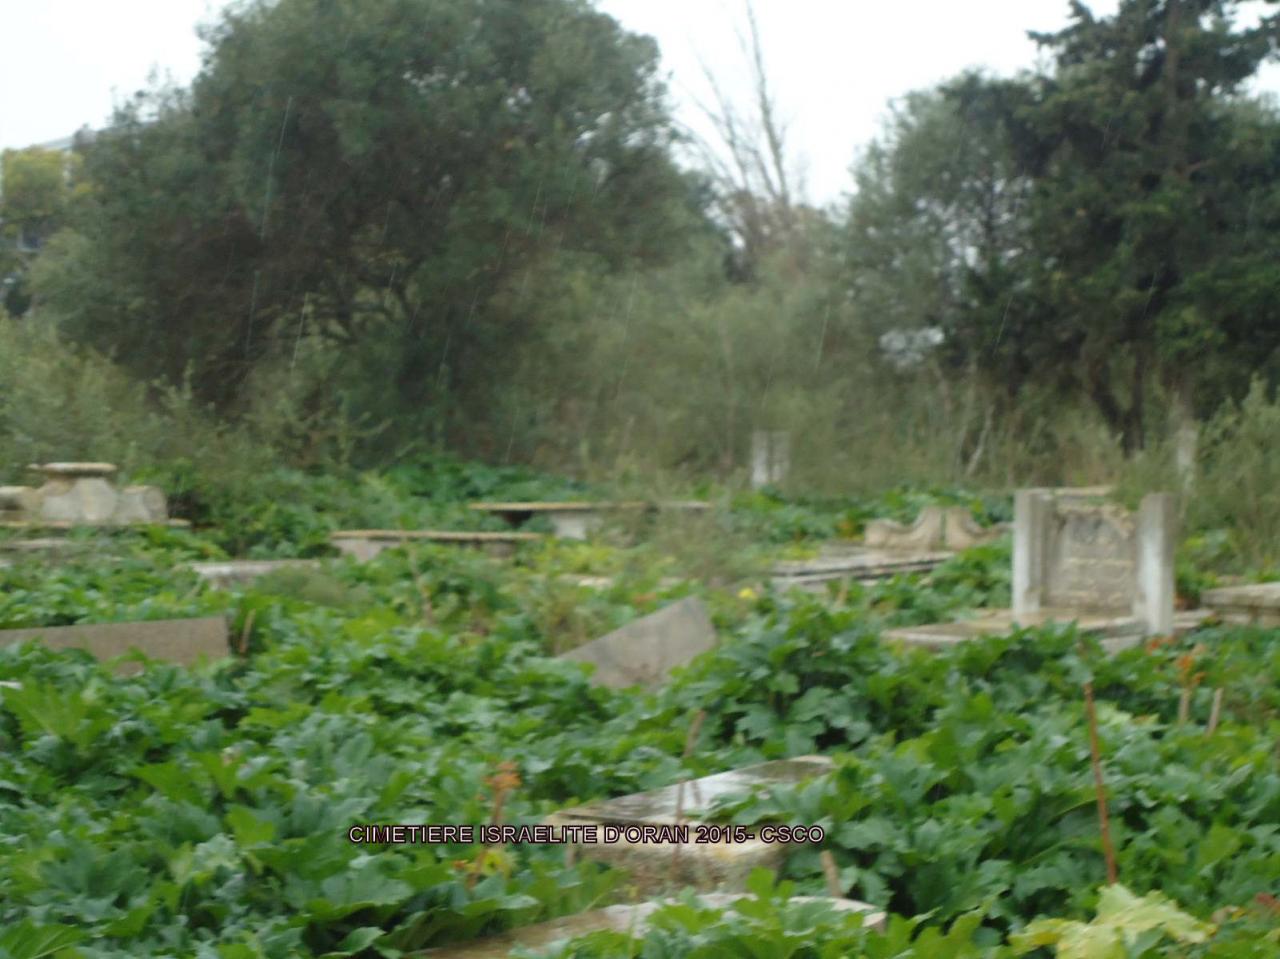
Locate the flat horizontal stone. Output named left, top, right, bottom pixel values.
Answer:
left=471, top=500, right=651, bottom=513
left=884, top=607, right=1213, bottom=652
left=0, top=616, right=229, bottom=676
left=419, top=893, right=884, bottom=957
left=546, top=757, right=834, bottom=895
left=31, top=462, right=118, bottom=477
left=188, top=559, right=323, bottom=588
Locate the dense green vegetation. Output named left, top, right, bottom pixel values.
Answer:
left=0, top=467, right=1276, bottom=955
left=4, top=0, right=1280, bottom=953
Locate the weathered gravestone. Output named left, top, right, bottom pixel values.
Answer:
left=0, top=616, right=230, bottom=676
left=420, top=892, right=885, bottom=957
left=544, top=756, right=835, bottom=896
left=558, top=597, right=716, bottom=688
left=750, top=431, right=791, bottom=490
left=883, top=488, right=1177, bottom=649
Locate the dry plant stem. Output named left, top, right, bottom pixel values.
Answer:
left=237, top=609, right=256, bottom=657
left=1178, top=686, right=1192, bottom=724
left=1084, top=681, right=1118, bottom=885
left=820, top=850, right=843, bottom=898
left=1207, top=687, right=1224, bottom=736
left=670, top=710, right=708, bottom=884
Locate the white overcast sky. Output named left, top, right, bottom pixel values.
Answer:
left=4, top=0, right=1279, bottom=206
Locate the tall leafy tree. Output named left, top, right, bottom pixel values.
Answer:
left=35, top=0, right=700, bottom=420
left=995, top=0, right=1280, bottom=450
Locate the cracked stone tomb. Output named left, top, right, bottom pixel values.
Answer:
left=883, top=488, right=1181, bottom=650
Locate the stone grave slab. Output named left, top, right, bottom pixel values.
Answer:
left=329, top=530, right=542, bottom=562
left=187, top=559, right=324, bottom=589
left=1202, top=582, right=1280, bottom=626
left=0, top=616, right=230, bottom=676
left=544, top=756, right=834, bottom=895
left=470, top=501, right=710, bottom=540
left=770, top=545, right=952, bottom=590
left=419, top=893, right=884, bottom=957
left=558, top=597, right=716, bottom=688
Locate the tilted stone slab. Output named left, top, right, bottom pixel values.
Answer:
left=558, top=596, right=716, bottom=688
left=544, top=756, right=834, bottom=896
left=419, top=893, right=884, bottom=957
left=0, top=616, right=230, bottom=676
left=1202, top=582, right=1280, bottom=626
left=329, top=530, right=542, bottom=562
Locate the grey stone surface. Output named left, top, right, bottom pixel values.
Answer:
left=559, top=596, right=716, bottom=688
left=422, top=893, right=884, bottom=957
left=750, top=430, right=790, bottom=489
left=545, top=757, right=835, bottom=896
left=0, top=616, right=230, bottom=676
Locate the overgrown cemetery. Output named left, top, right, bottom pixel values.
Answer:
left=5, top=0, right=1280, bottom=954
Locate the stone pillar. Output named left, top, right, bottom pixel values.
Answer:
left=1133, top=493, right=1176, bottom=635
left=750, top=431, right=790, bottom=490
left=1013, top=489, right=1050, bottom=620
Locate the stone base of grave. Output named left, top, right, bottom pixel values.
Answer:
left=1201, top=582, right=1280, bottom=626
left=329, top=530, right=542, bottom=561
left=187, top=559, right=323, bottom=589
left=883, top=607, right=1214, bottom=652
left=420, top=893, right=884, bottom=957
left=558, top=597, right=716, bottom=687
left=545, top=757, right=834, bottom=896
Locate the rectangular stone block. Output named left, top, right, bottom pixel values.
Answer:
left=188, top=559, right=323, bottom=589
left=545, top=757, right=835, bottom=896
left=1202, top=581, right=1280, bottom=626
left=0, top=616, right=230, bottom=676
left=559, top=597, right=716, bottom=688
